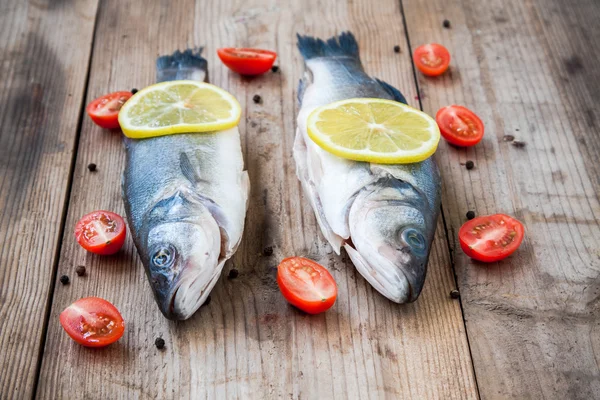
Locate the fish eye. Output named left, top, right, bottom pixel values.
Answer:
left=401, top=228, right=426, bottom=253
left=151, top=244, right=176, bottom=268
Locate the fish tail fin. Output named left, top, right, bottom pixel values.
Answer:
left=156, top=48, right=207, bottom=83
left=296, top=31, right=359, bottom=61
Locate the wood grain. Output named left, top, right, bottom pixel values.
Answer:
left=36, top=0, right=476, bottom=398
left=0, top=0, right=98, bottom=398
left=402, top=0, right=600, bottom=398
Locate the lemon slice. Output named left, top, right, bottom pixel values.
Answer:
left=119, top=80, right=241, bottom=138
left=307, top=98, right=440, bottom=164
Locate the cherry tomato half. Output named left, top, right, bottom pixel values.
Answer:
left=75, top=210, right=126, bottom=255
left=86, top=91, right=132, bottom=129
left=60, top=297, right=125, bottom=347
left=217, top=48, right=277, bottom=76
left=413, top=43, right=451, bottom=76
left=277, top=257, right=337, bottom=314
left=436, top=105, right=485, bottom=147
left=459, top=214, right=525, bottom=262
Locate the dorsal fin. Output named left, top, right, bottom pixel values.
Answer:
left=375, top=78, right=407, bottom=104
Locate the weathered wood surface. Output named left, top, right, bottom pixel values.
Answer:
left=36, top=0, right=477, bottom=399
left=402, top=0, right=600, bottom=398
left=0, top=0, right=98, bottom=398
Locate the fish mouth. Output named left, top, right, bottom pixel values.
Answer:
left=161, top=259, right=224, bottom=320
left=343, top=243, right=424, bottom=303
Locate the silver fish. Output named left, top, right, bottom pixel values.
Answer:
left=122, top=50, right=249, bottom=319
left=294, top=32, right=441, bottom=303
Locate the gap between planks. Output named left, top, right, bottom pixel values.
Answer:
left=30, top=5, right=102, bottom=399
left=398, top=0, right=482, bottom=398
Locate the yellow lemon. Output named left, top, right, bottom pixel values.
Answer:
left=118, top=80, right=241, bottom=139
left=307, top=98, right=440, bottom=164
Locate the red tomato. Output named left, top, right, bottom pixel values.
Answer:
left=86, top=91, right=132, bottom=129
left=436, top=105, right=485, bottom=147
left=60, top=297, right=125, bottom=348
left=277, top=257, right=337, bottom=314
left=75, top=211, right=126, bottom=255
left=413, top=43, right=451, bottom=76
left=459, top=214, right=524, bottom=262
left=217, top=48, right=277, bottom=76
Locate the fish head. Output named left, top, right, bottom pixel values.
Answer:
left=142, top=190, right=222, bottom=320
left=347, top=179, right=436, bottom=303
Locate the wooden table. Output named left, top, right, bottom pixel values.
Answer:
left=1, top=0, right=599, bottom=398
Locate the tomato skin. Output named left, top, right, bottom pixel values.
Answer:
left=75, top=210, right=126, bottom=255
left=87, top=91, right=132, bottom=129
left=217, top=48, right=277, bottom=76
left=413, top=43, right=451, bottom=76
left=60, top=297, right=125, bottom=348
left=277, top=257, right=337, bottom=314
left=459, top=214, right=524, bottom=262
left=436, top=105, right=484, bottom=147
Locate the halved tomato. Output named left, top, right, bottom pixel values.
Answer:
left=75, top=210, right=126, bottom=255
left=86, top=91, right=132, bottom=129
left=436, top=105, right=484, bottom=147
left=60, top=297, right=125, bottom=347
left=413, top=43, right=450, bottom=76
left=217, top=48, right=277, bottom=76
left=459, top=214, right=524, bottom=262
left=277, top=257, right=337, bottom=314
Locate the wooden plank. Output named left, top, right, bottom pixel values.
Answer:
left=37, top=0, right=477, bottom=398
left=0, top=0, right=98, bottom=398
left=402, top=0, right=600, bottom=398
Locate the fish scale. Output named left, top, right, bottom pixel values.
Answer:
left=294, top=32, right=441, bottom=303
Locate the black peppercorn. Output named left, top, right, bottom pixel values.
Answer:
left=262, top=246, right=273, bottom=256
left=450, top=289, right=460, bottom=299
left=271, top=65, right=279, bottom=73
left=227, top=269, right=239, bottom=279
left=76, top=266, right=86, bottom=276
left=443, top=19, right=451, bottom=28
left=465, top=160, right=474, bottom=170
left=253, top=94, right=261, bottom=104
left=59, top=275, right=69, bottom=285
left=393, top=45, right=400, bottom=53
left=87, top=163, right=97, bottom=172
left=466, top=211, right=475, bottom=220
left=131, top=88, right=138, bottom=94
left=155, top=337, right=165, bottom=349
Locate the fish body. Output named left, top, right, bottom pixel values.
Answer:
left=122, top=50, right=249, bottom=319
left=294, top=33, right=441, bottom=302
